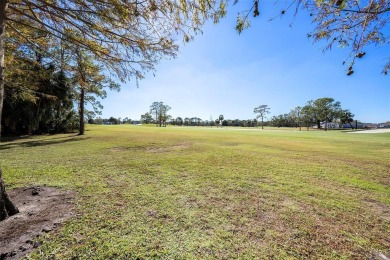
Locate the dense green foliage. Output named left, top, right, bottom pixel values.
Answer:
left=2, top=125, right=389, bottom=258
left=270, top=97, right=355, bottom=130
left=149, top=101, right=171, bottom=127
left=3, top=62, right=77, bottom=135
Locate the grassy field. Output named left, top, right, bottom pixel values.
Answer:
left=1, top=125, right=389, bottom=259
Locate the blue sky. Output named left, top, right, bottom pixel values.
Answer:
left=99, top=2, right=389, bottom=123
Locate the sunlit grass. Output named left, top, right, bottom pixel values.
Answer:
left=1, top=125, right=389, bottom=258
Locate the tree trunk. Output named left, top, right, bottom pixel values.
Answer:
left=261, top=117, right=264, bottom=129
left=75, top=50, right=86, bottom=135
left=0, top=0, right=6, bottom=138
left=325, top=118, right=328, bottom=131
left=0, top=168, right=19, bottom=220
left=79, top=85, right=85, bottom=135
left=0, top=0, right=19, bottom=221
left=298, top=116, right=301, bottom=131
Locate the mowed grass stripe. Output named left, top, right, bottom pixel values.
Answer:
left=1, top=125, right=389, bottom=259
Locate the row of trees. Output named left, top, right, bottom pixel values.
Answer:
left=141, top=104, right=260, bottom=128
left=169, top=116, right=258, bottom=127
left=269, top=98, right=355, bottom=130
left=138, top=99, right=354, bottom=131
left=88, top=117, right=130, bottom=125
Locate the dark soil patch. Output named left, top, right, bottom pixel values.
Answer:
left=0, top=186, right=76, bottom=259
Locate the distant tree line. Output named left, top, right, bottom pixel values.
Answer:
left=269, top=98, right=355, bottom=130
left=88, top=117, right=134, bottom=125
left=87, top=98, right=358, bottom=130
left=137, top=99, right=356, bottom=131
left=146, top=116, right=259, bottom=127
left=168, top=117, right=258, bottom=127
left=139, top=103, right=260, bottom=127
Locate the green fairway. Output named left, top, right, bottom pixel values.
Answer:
left=1, top=125, right=389, bottom=259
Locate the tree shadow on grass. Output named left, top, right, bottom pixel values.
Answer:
left=0, top=134, right=90, bottom=150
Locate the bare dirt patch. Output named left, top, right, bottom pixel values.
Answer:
left=0, top=186, right=76, bottom=259
left=109, top=143, right=191, bottom=153
left=146, top=143, right=191, bottom=153
left=364, top=198, right=390, bottom=222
